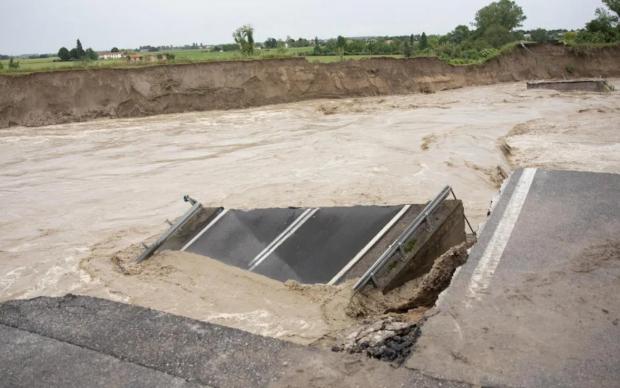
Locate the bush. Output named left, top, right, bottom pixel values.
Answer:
left=58, top=47, right=71, bottom=61
left=85, top=48, right=98, bottom=61
left=530, top=28, right=551, bottom=43
left=8, top=57, right=19, bottom=70
left=403, top=41, right=413, bottom=57
left=562, top=31, right=578, bottom=43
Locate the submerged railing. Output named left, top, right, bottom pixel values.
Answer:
left=353, top=186, right=475, bottom=292
left=135, top=195, right=203, bottom=263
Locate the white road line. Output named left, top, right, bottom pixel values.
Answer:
left=466, top=168, right=537, bottom=304
left=181, top=209, right=229, bottom=251
left=247, top=208, right=313, bottom=268
left=327, top=205, right=411, bottom=286
left=249, top=208, right=319, bottom=271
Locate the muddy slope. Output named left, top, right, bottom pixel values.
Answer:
left=1, top=43, right=619, bottom=128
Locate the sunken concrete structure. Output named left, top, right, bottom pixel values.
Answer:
left=137, top=187, right=470, bottom=290
left=527, top=78, right=615, bottom=92
left=370, top=200, right=465, bottom=293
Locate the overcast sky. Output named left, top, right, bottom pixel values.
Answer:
left=0, top=0, right=606, bottom=55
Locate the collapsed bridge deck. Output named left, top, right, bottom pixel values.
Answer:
left=138, top=189, right=469, bottom=287
left=183, top=205, right=405, bottom=284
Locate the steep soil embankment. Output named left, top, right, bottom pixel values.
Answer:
left=1, top=43, right=619, bottom=128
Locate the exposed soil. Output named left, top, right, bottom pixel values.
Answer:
left=345, top=243, right=469, bottom=318
left=81, top=240, right=357, bottom=345
left=80, top=238, right=469, bottom=346
left=1, top=43, right=619, bottom=128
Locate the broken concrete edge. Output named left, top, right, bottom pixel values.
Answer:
left=371, top=200, right=467, bottom=293
left=406, top=170, right=620, bottom=386
left=388, top=243, right=470, bottom=313
left=331, top=315, right=422, bottom=366
left=526, top=78, right=615, bottom=92
left=352, top=185, right=468, bottom=292
left=393, top=172, right=527, bottom=378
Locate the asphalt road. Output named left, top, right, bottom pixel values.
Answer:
left=0, top=295, right=468, bottom=388
left=408, top=169, right=620, bottom=387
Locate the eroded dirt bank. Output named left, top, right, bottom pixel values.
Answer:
left=1, top=43, right=620, bottom=128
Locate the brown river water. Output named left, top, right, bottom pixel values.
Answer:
left=1, top=81, right=619, bottom=342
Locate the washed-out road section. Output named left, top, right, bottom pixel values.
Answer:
left=409, top=169, right=620, bottom=387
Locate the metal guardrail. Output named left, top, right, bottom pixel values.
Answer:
left=353, top=186, right=474, bottom=292
left=136, top=195, right=203, bottom=263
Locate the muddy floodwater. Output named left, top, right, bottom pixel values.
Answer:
left=1, top=81, right=619, bottom=342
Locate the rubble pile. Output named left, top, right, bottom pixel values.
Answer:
left=332, top=317, right=420, bottom=365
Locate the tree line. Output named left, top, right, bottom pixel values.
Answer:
left=4, top=0, right=617, bottom=70
left=571, top=0, right=620, bottom=43
left=229, top=0, right=620, bottom=64
left=57, top=39, right=98, bottom=61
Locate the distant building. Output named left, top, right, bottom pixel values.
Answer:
left=98, top=51, right=123, bottom=60
left=127, top=53, right=166, bottom=63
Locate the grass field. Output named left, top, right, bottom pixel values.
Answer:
left=0, top=47, right=408, bottom=74
left=3, top=42, right=618, bottom=75
left=306, top=54, right=403, bottom=63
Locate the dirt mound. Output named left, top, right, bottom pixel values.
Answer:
left=81, top=243, right=357, bottom=345
left=1, top=43, right=620, bottom=128
left=345, top=243, right=469, bottom=317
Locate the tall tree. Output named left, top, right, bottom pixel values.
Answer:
left=481, top=24, right=514, bottom=47
left=582, top=7, right=619, bottom=42
left=58, top=47, right=71, bottom=61
left=448, top=25, right=471, bottom=44
left=403, top=40, right=412, bottom=57
left=419, top=32, right=429, bottom=50
left=313, top=37, right=321, bottom=55
left=530, top=28, right=550, bottom=43
left=475, top=0, right=526, bottom=32
left=603, top=0, right=620, bottom=17
left=233, top=25, right=255, bottom=55
left=336, top=35, right=346, bottom=58
left=264, top=38, right=277, bottom=49
left=85, top=48, right=98, bottom=60
left=8, top=57, right=19, bottom=69
left=76, top=39, right=85, bottom=58
left=336, top=36, right=346, bottom=49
